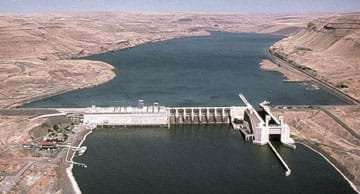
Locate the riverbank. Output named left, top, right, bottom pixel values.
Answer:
left=67, top=125, right=93, bottom=194
left=0, top=12, right=320, bottom=109
left=57, top=125, right=93, bottom=194
left=260, top=19, right=360, bottom=190
left=297, top=142, right=360, bottom=194
left=259, top=59, right=309, bottom=82
left=269, top=13, right=360, bottom=101
left=273, top=107, right=360, bottom=192
left=262, top=48, right=360, bottom=192
left=0, top=59, right=116, bottom=109
left=1, top=12, right=358, bottom=193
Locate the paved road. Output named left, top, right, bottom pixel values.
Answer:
left=265, top=49, right=360, bottom=105
left=0, top=108, right=58, bottom=116
left=319, top=107, right=360, bottom=140
left=273, top=105, right=360, bottom=141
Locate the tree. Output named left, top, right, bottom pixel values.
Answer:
left=53, top=124, right=59, bottom=131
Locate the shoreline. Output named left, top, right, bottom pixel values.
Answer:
left=6, top=68, right=116, bottom=109
left=64, top=126, right=360, bottom=194
left=6, top=32, right=358, bottom=193
left=297, top=141, right=360, bottom=193
left=65, top=125, right=94, bottom=194
left=4, top=32, right=210, bottom=110
left=263, top=48, right=360, bottom=193
left=265, top=48, right=359, bottom=105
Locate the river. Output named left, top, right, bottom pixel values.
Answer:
left=25, top=32, right=355, bottom=194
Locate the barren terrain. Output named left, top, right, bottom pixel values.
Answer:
left=1, top=12, right=359, bottom=193
left=0, top=113, right=89, bottom=193
left=265, top=13, right=360, bottom=191
left=274, top=106, right=360, bottom=191
left=0, top=115, right=58, bottom=193
left=0, top=59, right=115, bottom=108
left=270, top=13, right=360, bottom=100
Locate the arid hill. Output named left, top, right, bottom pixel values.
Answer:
left=0, top=59, right=115, bottom=108
left=0, top=13, right=318, bottom=60
left=270, top=13, right=360, bottom=100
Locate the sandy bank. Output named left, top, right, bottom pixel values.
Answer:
left=259, top=59, right=309, bottom=82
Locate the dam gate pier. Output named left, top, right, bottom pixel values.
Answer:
left=79, top=94, right=295, bottom=147
left=12, top=94, right=295, bottom=176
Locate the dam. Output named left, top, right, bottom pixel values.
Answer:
left=23, top=32, right=355, bottom=194
left=76, top=94, right=295, bottom=147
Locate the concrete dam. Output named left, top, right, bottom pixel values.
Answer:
left=22, top=94, right=295, bottom=175
left=80, top=94, right=295, bottom=147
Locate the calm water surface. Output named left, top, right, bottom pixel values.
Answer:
left=26, top=32, right=346, bottom=107
left=73, top=126, right=353, bottom=194
left=25, top=32, right=354, bottom=193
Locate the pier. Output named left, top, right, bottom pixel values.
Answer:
left=268, top=141, right=292, bottom=176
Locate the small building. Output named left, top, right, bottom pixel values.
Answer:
left=43, top=132, right=67, bottom=142
left=39, top=141, right=57, bottom=150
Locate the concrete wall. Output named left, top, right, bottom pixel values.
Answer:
left=253, top=126, right=269, bottom=145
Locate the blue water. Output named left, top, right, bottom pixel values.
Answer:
left=24, top=32, right=354, bottom=194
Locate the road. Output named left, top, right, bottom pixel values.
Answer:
left=319, top=107, right=360, bottom=140
left=0, top=161, right=34, bottom=193
left=273, top=105, right=360, bottom=142
left=264, top=49, right=360, bottom=105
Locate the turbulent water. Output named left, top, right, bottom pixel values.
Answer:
left=26, top=32, right=354, bottom=194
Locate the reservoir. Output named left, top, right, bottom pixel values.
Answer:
left=26, top=32, right=346, bottom=107
left=25, top=32, right=355, bottom=193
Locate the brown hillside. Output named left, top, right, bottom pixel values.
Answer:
left=270, top=13, right=360, bottom=100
